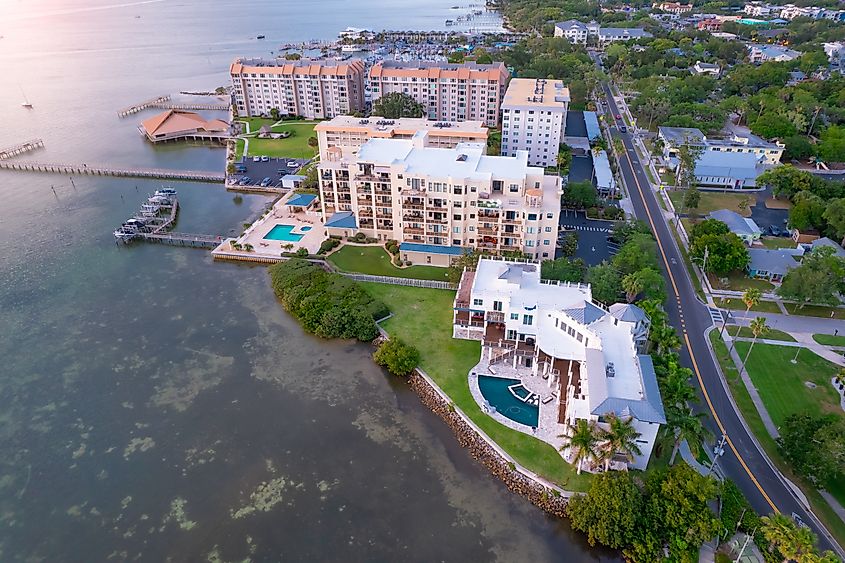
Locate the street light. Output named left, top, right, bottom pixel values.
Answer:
left=707, top=434, right=727, bottom=477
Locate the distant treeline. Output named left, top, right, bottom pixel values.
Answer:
left=269, top=259, right=388, bottom=341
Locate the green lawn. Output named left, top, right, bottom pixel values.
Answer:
left=731, top=326, right=795, bottom=342
left=361, top=283, right=592, bottom=491
left=668, top=190, right=753, bottom=217
left=244, top=122, right=318, bottom=159
left=784, top=303, right=845, bottom=320
left=238, top=117, right=276, bottom=133
left=759, top=237, right=798, bottom=250
left=708, top=331, right=845, bottom=546
left=733, top=342, right=841, bottom=427
left=328, top=245, right=451, bottom=281
left=235, top=139, right=245, bottom=159
left=660, top=170, right=676, bottom=187
left=708, top=272, right=774, bottom=292
left=714, top=298, right=781, bottom=314
left=813, top=334, right=845, bottom=347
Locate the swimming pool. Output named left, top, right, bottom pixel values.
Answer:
left=264, top=224, right=304, bottom=242
left=477, top=375, right=539, bottom=428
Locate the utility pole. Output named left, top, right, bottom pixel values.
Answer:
left=734, top=527, right=757, bottom=563
left=707, top=434, right=727, bottom=477
left=791, top=346, right=801, bottom=364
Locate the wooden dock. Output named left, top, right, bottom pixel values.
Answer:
left=0, top=139, right=44, bottom=160
left=0, top=160, right=225, bottom=182
left=140, top=232, right=223, bottom=248
left=152, top=102, right=230, bottom=111
left=117, top=95, right=171, bottom=117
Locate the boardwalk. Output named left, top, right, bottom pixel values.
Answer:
left=153, top=102, right=230, bottom=111
left=0, top=139, right=44, bottom=160
left=0, top=160, right=224, bottom=182
left=117, top=95, right=171, bottom=117
left=139, top=232, right=224, bottom=248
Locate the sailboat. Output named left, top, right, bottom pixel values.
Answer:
left=20, top=85, right=33, bottom=109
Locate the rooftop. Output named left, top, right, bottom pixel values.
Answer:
left=709, top=209, right=761, bottom=237
left=325, top=211, right=357, bottom=229
left=285, top=193, right=317, bottom=207
left=695, top=151, right=763, bottom=180
left=315, top=115, right=488, bottom=137
left=584, top=111, right=601, bottom=141
left=658, top=126, right=706, bottom=146
left=748, top=248, right=801, bottom=275
left=230, top=58, right=364, bottom=75
left=502, top=78, right=570, bottom=109
left=141, top=110, right=228, bottom=137
left=370, top=60, right=507, bottom=79
left=593, top=150, right=613, bottom=189
left=599, top=27, right=652, bottom=38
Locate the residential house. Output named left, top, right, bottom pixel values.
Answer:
left=787, top=70, right=807, bottom=86
left=807, top=237, right=845, bottom=256
left=452, top=258, right=664, bottom=470
left=318, top=135, right=562, bottom=264
left=747, top=248, right=801, bottom=282
left=653, top=2, right=693, bottom=14
left=657, top=126, right=706, bottom=161
left=743, top=2, right=783, bottom=17
left=792, top=229, right=821, bottom=245
left=230, top=58, right=366, bottom=119
left=697, top=18, right=723, bottom=31
left=748, top=44, right=801, bottom=63
left=501, top=78, right=569, bottom=168
left=368, top=60, right=509, bottom=127
left=598, top=27, right=653, bottom=46
left=694, top=151, right=764, bottom=189
left=553, top=20, right=651, bottom=46
left=658, top=126, right=784, bottom=166
left=708, top=209, right=762, bottom=244
left=692, top=61, right=722, bottom=76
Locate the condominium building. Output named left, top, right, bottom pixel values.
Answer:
left=368, top=60, right=509, bottom=127
left=652, top=2, right=693, bottom=14
left=318, top=137, right=562, bottom=265
left=748, top=44, right=801, bottom=63
left=314, top=115, right=488, bottom=160
left=554, top=20, right=652, bottom=46
left=452, top=259, right=664, bottom=471
left=230, top=58, right=365, bottom=119
left=501, top=78, right=569, bottom=168
left=658, top=126, right=784, bottom=166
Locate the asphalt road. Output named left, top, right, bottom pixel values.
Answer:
left=601, top=83, right=841, bottom=555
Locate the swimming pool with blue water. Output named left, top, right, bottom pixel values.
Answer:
left=477, top=375, right=539, bottom=428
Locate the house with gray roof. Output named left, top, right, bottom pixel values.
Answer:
left=809, top=237, right=845, bottom=257
left=747, top=248, right=801, bottom=282
left=708, top=209, right=762, bottom=244
left=694, top=151, right=764, bottom=189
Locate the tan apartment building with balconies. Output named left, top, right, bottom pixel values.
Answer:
left=314, top=115, right=488, bottom=160
left=368, top=60, right=509, bottom=128
left=230, top=58, right=365, bottom=119
left=318, top=136, right=561, bottom=266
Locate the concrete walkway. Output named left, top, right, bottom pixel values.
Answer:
left=733, top=310, right=845, bottom=336
left=722, top=332, right=781, bottom=438
left=680, top=439, right=715, bottom=478
left=731, top=331, right=845, bottom=368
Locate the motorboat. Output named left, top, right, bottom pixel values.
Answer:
left=257, top=35, right=266, bottom=40
left=154, top=188, right=177, bottom=198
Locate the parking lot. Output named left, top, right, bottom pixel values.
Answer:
left=558, top=209, right=619, bottom=266
left=230, top=156, right=311, bottom=189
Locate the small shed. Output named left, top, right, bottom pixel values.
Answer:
left=281, top=174, right=306, bottom=190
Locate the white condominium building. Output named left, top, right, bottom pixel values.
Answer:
left=554, top=20, right=652, bottom=46
left=230, top=58, right=365, bottom=119
left=368, top=60, right=509, bottom=127
left=501, top=78, right=569, bottom=168
left=314, top=115, right=488, bottom=160
left=318, top=137, right=561, bottom=265
left=453, top=259, right=664, bottom=471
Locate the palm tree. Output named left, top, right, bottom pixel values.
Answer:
left=559, top=419, right=600, bottom=475
left=662, top=368, right=697, bottom=411
left=651, top=322, right=681, bottom=355
left=663, top=406, right=711, bottom=465
left=734, top=288, right=762, bottom=341
left=741, top=317, right=770, bottom=371
left=760, top=513, right=817, bottom=562
left=600, top=413, right=642, bottom=469
left=622, top=272, right=645, bottom=303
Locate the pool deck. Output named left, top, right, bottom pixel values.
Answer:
left=231, top=193, right=325, bottom=256
left=470, top=360, right=568, bottom=453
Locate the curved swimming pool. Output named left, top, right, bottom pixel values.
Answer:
left=477, top=375, right=539, bottom=428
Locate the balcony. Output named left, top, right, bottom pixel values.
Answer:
left=376, top=211, right=393, bottom=219
left=403, top=202, right=424, bottom=210
left=357, top=198, right=372, bottom=206
left=403, top=214, right=424, bottom=221
left=478, top=226, right=498, bottom=235
left=359, top=209, right=373, bottom=217
left=500, top=245, right=521, bottom=252
left=403, top=226, right=424, bottom=235
left=486, top=311, right=505, bottom=323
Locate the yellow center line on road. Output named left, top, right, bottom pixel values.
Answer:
left=620, top=140, right=779, bottom=512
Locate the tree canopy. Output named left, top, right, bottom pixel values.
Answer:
left=777, top=246, right=845, bottom=307
left=372, top=92, right=425, bottom=119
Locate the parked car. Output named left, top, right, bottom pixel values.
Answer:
left=615, top=114, right=621, bottom=120
left=260, top=177, right=272, bottom=187
left=286, top=161, right=298, bottom=168
left=619, top=125, right=627, bottom=133
left=252, top=156, right=260, bottom=162
left=238, top=177, right=251, bottom=185
left=260, top=156, right=270, bottom=162
left=235, top=165, right=247, bottom=173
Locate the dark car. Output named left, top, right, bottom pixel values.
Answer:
left=260, top=177, right=272, bottom=187
left=619, top=125, right=627, bottom=133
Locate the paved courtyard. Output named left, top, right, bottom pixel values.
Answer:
left=229, top=193, right=324, bottom=256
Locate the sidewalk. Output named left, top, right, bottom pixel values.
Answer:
left=731, top=315, right=845, bottom=368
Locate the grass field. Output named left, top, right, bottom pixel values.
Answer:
left=708, top=272, right=774, bottom=292
left=243, top=122, right=318, bottom=159
left=730, top=326, right=795, bottom=342
left=708, top=331, right=845, bottom=545
left=668, top=190, right=754, bottom=217
left=784, top=303, right=845, bottom=320
left=759, top=237, right=798, bottom=250
left=715, top=298, right=781, bottom=314
left=814, top=334, right=845, bottom=347
left=328, top=245, right=450, bottom=281
left=361, top=283, right=592, bottom=491
left=733, top=342, right=841, bottom=427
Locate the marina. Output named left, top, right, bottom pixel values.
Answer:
left=0, top=160, right=225, bottom=182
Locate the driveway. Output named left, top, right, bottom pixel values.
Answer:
left=748, top=187, right=789, bottom=230
left=558, top=209, right=617, bottom=266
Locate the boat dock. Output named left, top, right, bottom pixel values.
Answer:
left=0, top=160, right=225, bottom=182
left=0, top=138, right=44, bottom=160
left=117, top=95, right=171, bottom=117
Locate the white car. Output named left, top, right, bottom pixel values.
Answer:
left=252, top=156, right=260, bottom=162
left=261, top=156, right=269, bottom=162
left=286, top=161, right=298, bottom=168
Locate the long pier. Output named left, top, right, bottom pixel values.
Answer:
left=0, top=139, right=44, bottom=160
left=139, top=231, right=223, bottom=248
left=117, top=95, right=171, bottom=117
left=152, top=102, right=230, bottom=111
left=0, top=160, right=225, bottom=182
